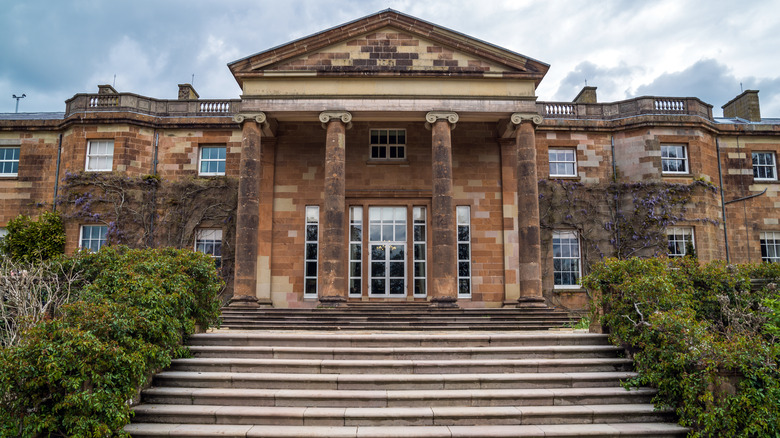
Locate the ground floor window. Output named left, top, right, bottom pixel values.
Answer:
left=667, top=227, right=694, bottom=258
left=761, top=231, right=780, bottom=263
left=349, top=206, right=362, bottom=297
left=413, top=206, right=427, bottom=297
left=457, top=206, right=471, bottom=298
left=80, top=225, right=108, bottom=252
left=304, top=206, right=319, bottom=297
left=553, top=230, right=580, bottom=288
left=195, top=229, right=222, bottom=268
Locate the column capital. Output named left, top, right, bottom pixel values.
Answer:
left=319, top=111, right=352, bottom=129
left=233, top=112, right=267, bottom=124
left=425, top=111, right=459, bottom=130
left=510, top=112, right=543, bottom=126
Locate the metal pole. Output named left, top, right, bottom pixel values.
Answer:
left=12, top=94, right=26, bottom=113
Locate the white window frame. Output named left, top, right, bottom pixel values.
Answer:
left=553, top=230, right=581, bottom=289
left=667, top=227, right=695, bottom=258
left=661, top=144, right=689, bottom=175
left=0, top=227, right=8, bottom=241
left=85, top=140, right=114, bottom=172
left=0, top=146, right=20, bottom=177
left=199, top=145, right=226, bottom=176
left=413, top=206, right=427, bottom=297
left=79, top=225, right=108, bottom=252
left=369, top=129, right=406, bottom=160
left=760, top=231, right=780, bottom=263
left=752, top=152, right=778, bottom=181
left=457, top=206, right=471, bottom=298
left=304, top=206, right=319, bottom=297
left=195, top=229, right=223, bottom=268
left=348, top=206, right=363, bottom=297
left=548, top=147, right=577, bottom=177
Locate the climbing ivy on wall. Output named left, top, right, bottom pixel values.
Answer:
left=538, top=178, right=719, bottom=275
left=57, top=172, right=238, bottom=288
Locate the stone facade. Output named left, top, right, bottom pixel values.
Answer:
left=1, top=10, right=779, bottom=314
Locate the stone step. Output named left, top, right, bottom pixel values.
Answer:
left=141, top=386, right=656, bottom=407
left=220, top=324, right=570, bottom=331
left=187, top=332, right=609, bottom=348
left=125, top=422, right=689, bottom=437
left=131, top=403, right=674, bottom=426
left=169, top=357, right=633, bottom=374
left=153, top=371, right=637, bottom=390
left=188, top=344, right=622, bottom=360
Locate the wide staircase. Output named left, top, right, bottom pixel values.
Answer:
left=220, top=303, right=573, bottom=330
left=125, top=327, right=688, bottom=437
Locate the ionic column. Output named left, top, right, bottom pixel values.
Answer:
left=317, top=111, right=352, bottom=307
left=511, top=113, right=546, bottom=308
left=426, top=111, right=459, bottom=307
left=230, top=113, right=272, bottom=307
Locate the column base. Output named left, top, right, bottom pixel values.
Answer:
left=318, top=295, right=347, bottom=308
left=502, top=300, right=520, bottom=308
left=430, top=296, right=459, bottom=308
left=227, top=294, right=267, bottom=308
left=517, top=297, right=548, bottom=308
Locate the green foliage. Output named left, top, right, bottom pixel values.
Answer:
left=0, top=211, right=65, bottom=263
left=584, top=258, right=780, bottom=437
left=0, top=247, right=222, bottom=437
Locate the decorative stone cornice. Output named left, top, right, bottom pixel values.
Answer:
left=510, top=112, right=543, bottom=126
left=425, top=111, right=459, bottom=130
left=319, top=111, right=353, bottom=130
left=232, top=112, right=267, bottom=124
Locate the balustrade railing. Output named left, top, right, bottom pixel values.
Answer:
left=199, top=101, right=233, bottom=113
left=89, top=95, right=119, bottom=108
left=537, top=96, right=711, bottom=120
left=66, top=93, right=240, bottom=117
left=544, top=103, right=576, bottom=117
left=654, top=98, right=686, bottom=112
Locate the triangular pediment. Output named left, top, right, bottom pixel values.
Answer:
left=229, top=10, right=549, bottom=86
left=265, top=27, right=513, bottom=75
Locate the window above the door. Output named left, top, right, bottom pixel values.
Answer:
left=369, top=129, right=406, bottom=160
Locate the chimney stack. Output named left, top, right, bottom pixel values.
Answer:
left=98, top=84, right=118, bottom=95
left=178, top=84, right=200, bottom=100
left=573, top=86, right=597, bottom=104
left=722, top=90, right=761, bottom=122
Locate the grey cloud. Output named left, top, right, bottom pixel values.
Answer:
left=635, top=59, right=780, bottom=116
left=552, top=61, right=642, bottom=102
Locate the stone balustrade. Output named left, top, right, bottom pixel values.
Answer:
left=537, top=96, right=713, bottom=121
left=66, top=93, right=240, bottom=118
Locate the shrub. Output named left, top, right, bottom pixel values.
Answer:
left=583, top=258, right=780, bottom=437
left=0, top=246, right=222, bottom=437
left=0, top=211, right=66, bottom=263
left=0, top=257, right=81, bottom=347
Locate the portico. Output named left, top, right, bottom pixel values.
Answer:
left=226, top=10, right=549, bottom=308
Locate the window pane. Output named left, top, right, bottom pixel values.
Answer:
left=389, top=262, right=404, bottom=277
left=306, top=225, right=318, bottom=241
left=389, top=279, right=404, bottom=295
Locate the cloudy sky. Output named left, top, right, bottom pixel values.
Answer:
left=2, top=0, right=779, bottom=117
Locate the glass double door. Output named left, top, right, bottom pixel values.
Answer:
left=348, top=205, right=427, bottom=298
left=368, top=207, right=406, bottom=296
